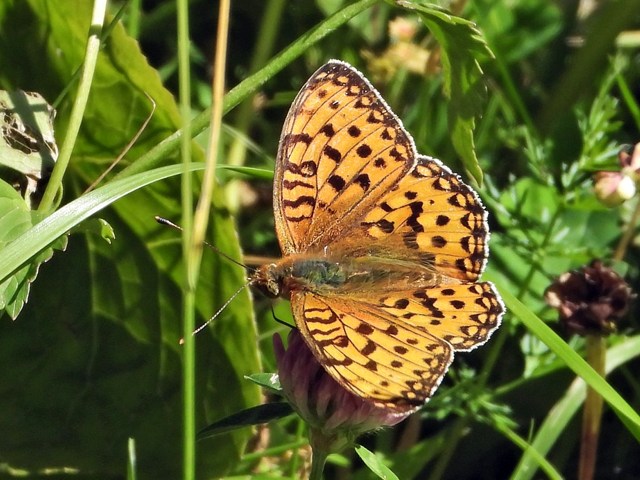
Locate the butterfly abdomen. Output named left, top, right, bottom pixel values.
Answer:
left=254, top=256, right=359, bottom=299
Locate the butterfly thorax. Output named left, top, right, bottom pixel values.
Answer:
left=251, top=253, right=441, bottom=299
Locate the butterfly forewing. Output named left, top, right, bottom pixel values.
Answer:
left=274, top=61, right=417, bottom=255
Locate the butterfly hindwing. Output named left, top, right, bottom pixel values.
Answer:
left=291, top=291, right=453, bottom=410
left=327, top=155, right=490, bottom=282
left=360, top=282, right=503, bottom=351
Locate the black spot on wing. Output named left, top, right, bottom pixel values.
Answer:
left=320, top=123, right=335, bottom=137
left=328, top=175, right=346, bottom=192
left=323, top=145, right=342, bottom=163
left=436, top=215, right=450, bottom=226
left=356, top=144, right=372, bottom=158
left=432, top=236, right=447, bottom=248
left=348, top=125, right=361, bottom=137
left=355, top=173, right=371, bottom=191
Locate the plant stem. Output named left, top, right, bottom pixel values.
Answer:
left=191, top=0, right=230, bottom=263
left=309, top=447, right=328, bottom=480
left=577, top=193, right=640, bottom=479
left=225, top=0, right=286, bottom=213
left=427, top=418, right=467, bottom=480
left=175, top=0, right=195, bottom=476
left=38, top=0, right=106, bottom=213
left=579, top=335, right=606, bottom=480
left=613, top=196, right=640, bottom=262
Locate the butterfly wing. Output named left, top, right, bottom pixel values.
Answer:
left=291, top=290, right=453, bottom=410
left=364, top=281, right=504, bottom=351
left=345, top=154, right=491, bottom=282
left=291, top=281, right=502, bottom=409
left=274, top=60, right=417, bottom=255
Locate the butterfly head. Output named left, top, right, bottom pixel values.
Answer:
left=251, top=263, right=284, bottom=298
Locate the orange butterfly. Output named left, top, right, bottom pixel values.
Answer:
left=252, top=60, right=504, bottom=411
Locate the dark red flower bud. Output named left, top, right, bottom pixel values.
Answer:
left=545, top=260, right=634, bottom=336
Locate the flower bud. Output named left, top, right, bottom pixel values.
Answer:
left=545, top=260, right=634, bottom=336
left=594, top=171, right=636, bottom=206
left=619, top=143, right=640, bottom=182
left=388, top=17, right=418, bottom=42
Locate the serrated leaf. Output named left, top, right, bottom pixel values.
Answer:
left=397, top=1, right=493, bottom=184
left=197, top=402, right=294, bottom=440
left=0, top=179, right=66, bottom=320
left=69, top=217, right=116, bottom=244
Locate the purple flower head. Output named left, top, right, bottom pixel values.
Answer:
left=273, top=329, right=415, bottom=452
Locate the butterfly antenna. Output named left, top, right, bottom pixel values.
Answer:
left=179, top=279, right=253, bottom=344
left=155, top=216, right=255, bottom=273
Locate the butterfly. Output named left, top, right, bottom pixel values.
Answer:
left=252, top=60, right=504, bottom=411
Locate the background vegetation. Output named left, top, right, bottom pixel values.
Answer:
left=0, top=0, right=639, bottom=478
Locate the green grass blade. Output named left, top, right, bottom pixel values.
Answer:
left=491, top=277, right=640, bottom=441
left=0, top=163, right=203, bottom=284
left=512, top=335, right=640, bottom=480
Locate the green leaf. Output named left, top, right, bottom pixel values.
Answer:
left=0, top=180, right=66, bottom=320
left=69, top=217, right=116, bottom=244
left=219, top=165, right=274, bottom=180
left=396, top=1, right=493, bottom=184
left=352, top=435, right=443, bottom=480
left=0, top=164, right=202, bottom=284
left=197, top=402, right=294, bottom=440
left=245, top=372, right=283, bottom=393
left=355, top=445, right=399, bottom=480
